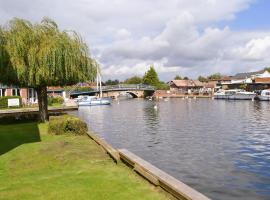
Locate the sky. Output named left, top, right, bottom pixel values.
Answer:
left=0, top=0, right=270, bottom=81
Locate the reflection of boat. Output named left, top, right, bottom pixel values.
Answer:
left=214, top=89, right=256, bottom=100
left=258, top=89, right=270, bottom=101
left=78, top=96, right=111, bottom=106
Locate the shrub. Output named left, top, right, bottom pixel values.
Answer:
left=48, top=115, right=88, bottom=135
left=48, top=96, right=64, bottom=106
left=0, top=96, right=22, bottom=109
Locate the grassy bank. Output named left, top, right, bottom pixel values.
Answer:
left=0, top=122, right=174, bottom=200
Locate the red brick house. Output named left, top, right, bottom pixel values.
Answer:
left=0, top=84, right=37, bottom=105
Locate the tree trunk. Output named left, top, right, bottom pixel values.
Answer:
left=36, top=86, right=49, bottom=122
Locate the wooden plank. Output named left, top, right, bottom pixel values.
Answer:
left=86, top=132, right=120, bottom=163
left=118, top=149, right=211, bottom=200
left=0, top=106, right=78, bottom=117
left=134, top=164, right=159, bottom=185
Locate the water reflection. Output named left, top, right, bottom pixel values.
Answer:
left=72, top=99, right=270, bottom=200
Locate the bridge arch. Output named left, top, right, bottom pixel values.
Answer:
left=126, top=91, right=139, bottom=98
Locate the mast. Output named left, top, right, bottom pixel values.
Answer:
left=99, top=73, right=103, bottom=98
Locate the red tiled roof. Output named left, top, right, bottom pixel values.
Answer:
left=170, top=80, right=203, bottom=87
left=254, top=78, right=270, bottom=83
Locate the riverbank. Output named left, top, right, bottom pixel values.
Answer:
left=0, top=121, right=174, bottom=200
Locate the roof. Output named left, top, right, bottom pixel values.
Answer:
left=254, top=77, right=270, bottom=83
left=233, top=70, right=266, bottom=79
left=47, top=86, right=64, bottom=92
left=203, top=81, right=216, bottom=88
left=170, top=80, right=204, bottom=87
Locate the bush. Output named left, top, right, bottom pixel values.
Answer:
left=48, top=96, right=64, bottom=106
left=48, top=115, right=88, bottom=135
left=0, top=96, right=22, bottom=109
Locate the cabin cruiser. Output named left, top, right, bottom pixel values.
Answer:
left=77, top=96, right=111, bottom=106
left=214, top=89, right=256, bottom=100
left=214, top=89, right=240, bottom=99
left=228, top=91, right=256, bottom=100
left=258, top=89, right=270, bottom=101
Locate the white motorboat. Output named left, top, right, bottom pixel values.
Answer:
left=78, top=96, right=111, bottom=106
left=228, top=91, right=256, bottom=100
left=214, top=89, right=240, bottom=99
left=258, top=89, right=270, bottom=101
left=214, top=89, right=256, bottom=100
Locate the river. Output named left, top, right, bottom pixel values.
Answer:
left=71, top=98, right=270, bottom=200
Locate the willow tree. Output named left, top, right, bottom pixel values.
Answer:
left=0, top=18, right=96, bottom=122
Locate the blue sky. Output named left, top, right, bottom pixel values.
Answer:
left=226, top=0, right=270, bottom=30
left=0, top=0, right=270, bottom=81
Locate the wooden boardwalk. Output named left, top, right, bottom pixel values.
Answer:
left=0, top=106, right=78, bottom=117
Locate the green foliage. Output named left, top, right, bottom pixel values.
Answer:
left=198, top=75, right=208, bottom=82
left=239, top=84, right=247, bottom=90
left=174, top=75, right=182, bottom=80
left=207, top=73, right=221, bottom=80
left=124, top=76, right=142, bottom=84
left=156, top=82, right=170, bottom=90
left=183, top=77, right=189, bottom=80
left=48, top=96, right=64, bottom=106
left=0, top=96, right=22, bottom=109
left=48, top=115, right=88, bottom=135
left=105, top=79, right=120, bottom=85
left=0, top=17, right=96, bottom=87
left=142, top=66, right=160, bottom=87
left=264, top=67, right=270, bottom=73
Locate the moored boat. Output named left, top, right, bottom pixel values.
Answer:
left=77, top=96, right=111, bottom=106
left=214, top=89, right=240, bottom=99
left=214, top=89, right=256, bottom=100
left=228, top=91, right=256, bottom=100
left=258, top=89, right=270, bottom=101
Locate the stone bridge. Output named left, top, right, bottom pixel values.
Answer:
left=69, top=84, right=155, bottom=98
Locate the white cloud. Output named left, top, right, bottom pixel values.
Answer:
left=231, top=36, right=270, bottom=61
left=0, top=0, right=269, bottom=81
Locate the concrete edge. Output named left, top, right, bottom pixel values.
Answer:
left=85, top=132, right=211, bottom=200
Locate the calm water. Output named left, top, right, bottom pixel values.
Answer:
left=72, top=99, right=270, bottom=200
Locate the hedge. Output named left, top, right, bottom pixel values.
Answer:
left=0, top=96, right=22, bottom=109
left=48, top=115, right=88, bottom=135
left=48, top=96, right=64, bottom=106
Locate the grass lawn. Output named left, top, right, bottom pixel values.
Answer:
left=0, top=122, right=174, bottom=200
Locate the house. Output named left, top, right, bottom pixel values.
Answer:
left=0, top=84, right=37, bottom=104
left=169, top=80, right=204, bottom=93
left=222, top=70, right=270, bottom=90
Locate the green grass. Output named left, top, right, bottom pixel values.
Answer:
left=0, top=122, right=174, bottom=200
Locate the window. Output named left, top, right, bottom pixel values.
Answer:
left=0, top=89, right=5, bottom=97
left=12, top=88, right=20, bottom=96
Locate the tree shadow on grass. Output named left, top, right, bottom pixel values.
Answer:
left=0, top=120, right=41, bottom=155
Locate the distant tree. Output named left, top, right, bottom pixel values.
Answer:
left=124, top=76, right=142, bottom=84
left=0, top=18, right=96, bottom=122
left=174, top=75, right=182, bottom=80
left=264, top=67, right=270, bottom=73
left=183, top=77, right=189, bottom=80
left=198, top=76, right=208, bottom=82
left=105, top=79, right=119, bottom=85
left=156, top=82, right=170, bottom=90
left=208, top=73, right=221, bottom=80
left=142, top=66, right=160, bottom=87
